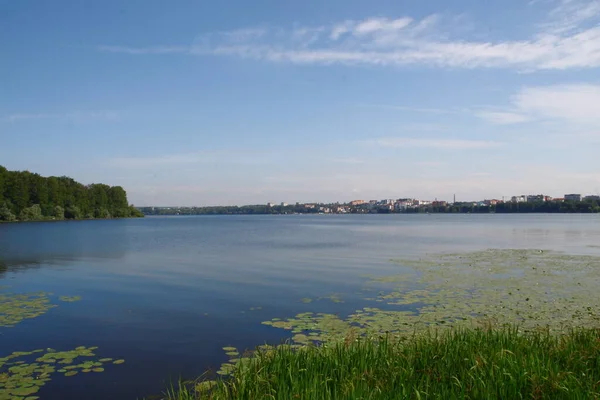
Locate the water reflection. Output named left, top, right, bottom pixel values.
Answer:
left=0, top=220, right=128, bottom=271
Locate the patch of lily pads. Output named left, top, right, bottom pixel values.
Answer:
left=58, top=296, right=81, bottom=303
left=0, top=346, right=123, bottom=400
left=205, top=248, right=600, bottom=380
left=258, top=249, right=600, bottom=350
left=0, top=292, right=56, bottom=328
left=299, top=294, right=344, bottom=304
left=0, top=290, right=83, bottom=328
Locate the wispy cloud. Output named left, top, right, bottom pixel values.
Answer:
left=3, top=111, right=119, bottom=123
left=99, top=2, right=600, bottom=71
left=476, top=111, right=531, bottom=125
left=514, top=84, right=600, bottom=123
left=371, top=138, right=502, bottom=149
left=476, top=83, right=600, bottom=126
left=542, top=0, right=600, bottom=34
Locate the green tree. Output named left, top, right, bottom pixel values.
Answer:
left=65, top=206, right=82, bottom=219
left=0, top=165, right=7, bottom=205
left=54, top=205, right=65, bottom=219
left=0, top=202, right=16, bottom=222
left=19, top=204, right=43, bottom=221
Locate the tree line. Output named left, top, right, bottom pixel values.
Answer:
left=139, top=200, right=600, bottom=216
left=401, top=200, right=600, bottom=214
left=0, top=166, right=143, bottom=222
left=138, top=204, right=320, bottom=215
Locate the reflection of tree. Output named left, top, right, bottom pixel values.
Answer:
left=0, top=221, right=129, bottom=277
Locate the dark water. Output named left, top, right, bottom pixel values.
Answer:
left=1, top=214, right=600, bottom=399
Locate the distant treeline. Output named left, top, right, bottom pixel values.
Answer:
left=138, top=205, right=318, bottom=216
left=139, top=200, right=600, bottom=216
left=403, top=201, right=600, bottom=214
left=0, top=166, right=143, bottom=222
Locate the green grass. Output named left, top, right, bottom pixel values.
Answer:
left=166, top=326, right=600, bottom=400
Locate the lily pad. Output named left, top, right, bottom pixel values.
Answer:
left=59, top=296, right=81, bottom=303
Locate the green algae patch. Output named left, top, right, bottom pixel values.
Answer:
left=0, top=346, right=125, bottom=399
left=259, top=249, right=600, bottom=347
left=0, top=292, right=56, bottom=328
left=0, top=289, right=85, bottom=328
left=165, top=248, right=600, bottom=398
left=58, top=296, right=81, bottom=303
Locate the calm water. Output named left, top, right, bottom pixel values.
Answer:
left=1, top=214, right=600, bottom=399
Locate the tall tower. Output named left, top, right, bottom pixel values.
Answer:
left=453, top=194, right=456, bottom=204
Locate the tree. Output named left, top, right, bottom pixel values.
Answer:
left=19, top=204, right=43, bottom=221
left=0, top=167, right=142, bottom=221
left=0, top=202, right=16, bottom=222
left=0, top=165, right=7, bottom=205
left=54, top=205, right=65, bottom=219
left=65, top=206, right=82, bottom=220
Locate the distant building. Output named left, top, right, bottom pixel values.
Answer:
left=511, top=195, right=527, bottom=203
left=526, top=194, right=546, bottom=203
left=349, top=200, right=365, bottom=206
left=281, top=202, right=288, bottom=207
left=395, top=199, right=414, bottom=211
left=553, top=198, right=565, bottom=202
left=267, top=202, right=275, bottom=207
left=584, top=195, right=600, bottom=201
left=484, top=199, right=500, bottom=206
left=565, top=194, right=582, bottom=202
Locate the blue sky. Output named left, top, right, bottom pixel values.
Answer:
left=2, top=0, right=600, bottom=206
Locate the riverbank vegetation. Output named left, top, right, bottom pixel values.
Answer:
left=169, top=327, right=600, bottom=399
left=139, top=199, right=600, bottom=216
left=0, top=166, right=143, bottom=222
left=164, top=249, right=600, bottom=399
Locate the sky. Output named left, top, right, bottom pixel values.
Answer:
left=2, top=0, right=600, bottom=206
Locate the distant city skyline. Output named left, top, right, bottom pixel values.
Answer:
left=3, top=0, right=600, bottom=206
left=146, top=192, right=600, bottom=208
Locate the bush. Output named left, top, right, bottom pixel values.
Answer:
left=19, top=204, right=43, bottom=221
left=0, top=203, right=16, bottom=221
left=94, top=208, right=111, bottom=219
left=54, top=205, right=65, bottom=219
left=65, top=206, right=82, bottom=219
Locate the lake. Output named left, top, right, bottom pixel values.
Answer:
left=1, top=214, right=600, bottom=399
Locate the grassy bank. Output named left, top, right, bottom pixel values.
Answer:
left=167, top=326, right=600, bottom=399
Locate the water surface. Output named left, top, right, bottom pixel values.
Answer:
left=1, top=214, right=599, bottom=399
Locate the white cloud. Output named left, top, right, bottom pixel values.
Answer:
left=474, top=83, right=600, bottom=128
left=353, top=17, right=413, bottom=36
left=542, top=0, right=600, bottom=34
left=372, top=138, right=502, bottom=149
left=98, top=1, right=600, bottom=71
left=514, top=84, right=600, bottom=122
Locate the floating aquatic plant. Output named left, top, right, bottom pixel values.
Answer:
left=0, top=346, right=124, bottom=399
left=0, top=292, right=56, bottom=328
left=1, top=290, right=84, bottom=328
left=58, top=296, right=81, bottom=303
left=260, top=249, right=600, bottom=347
